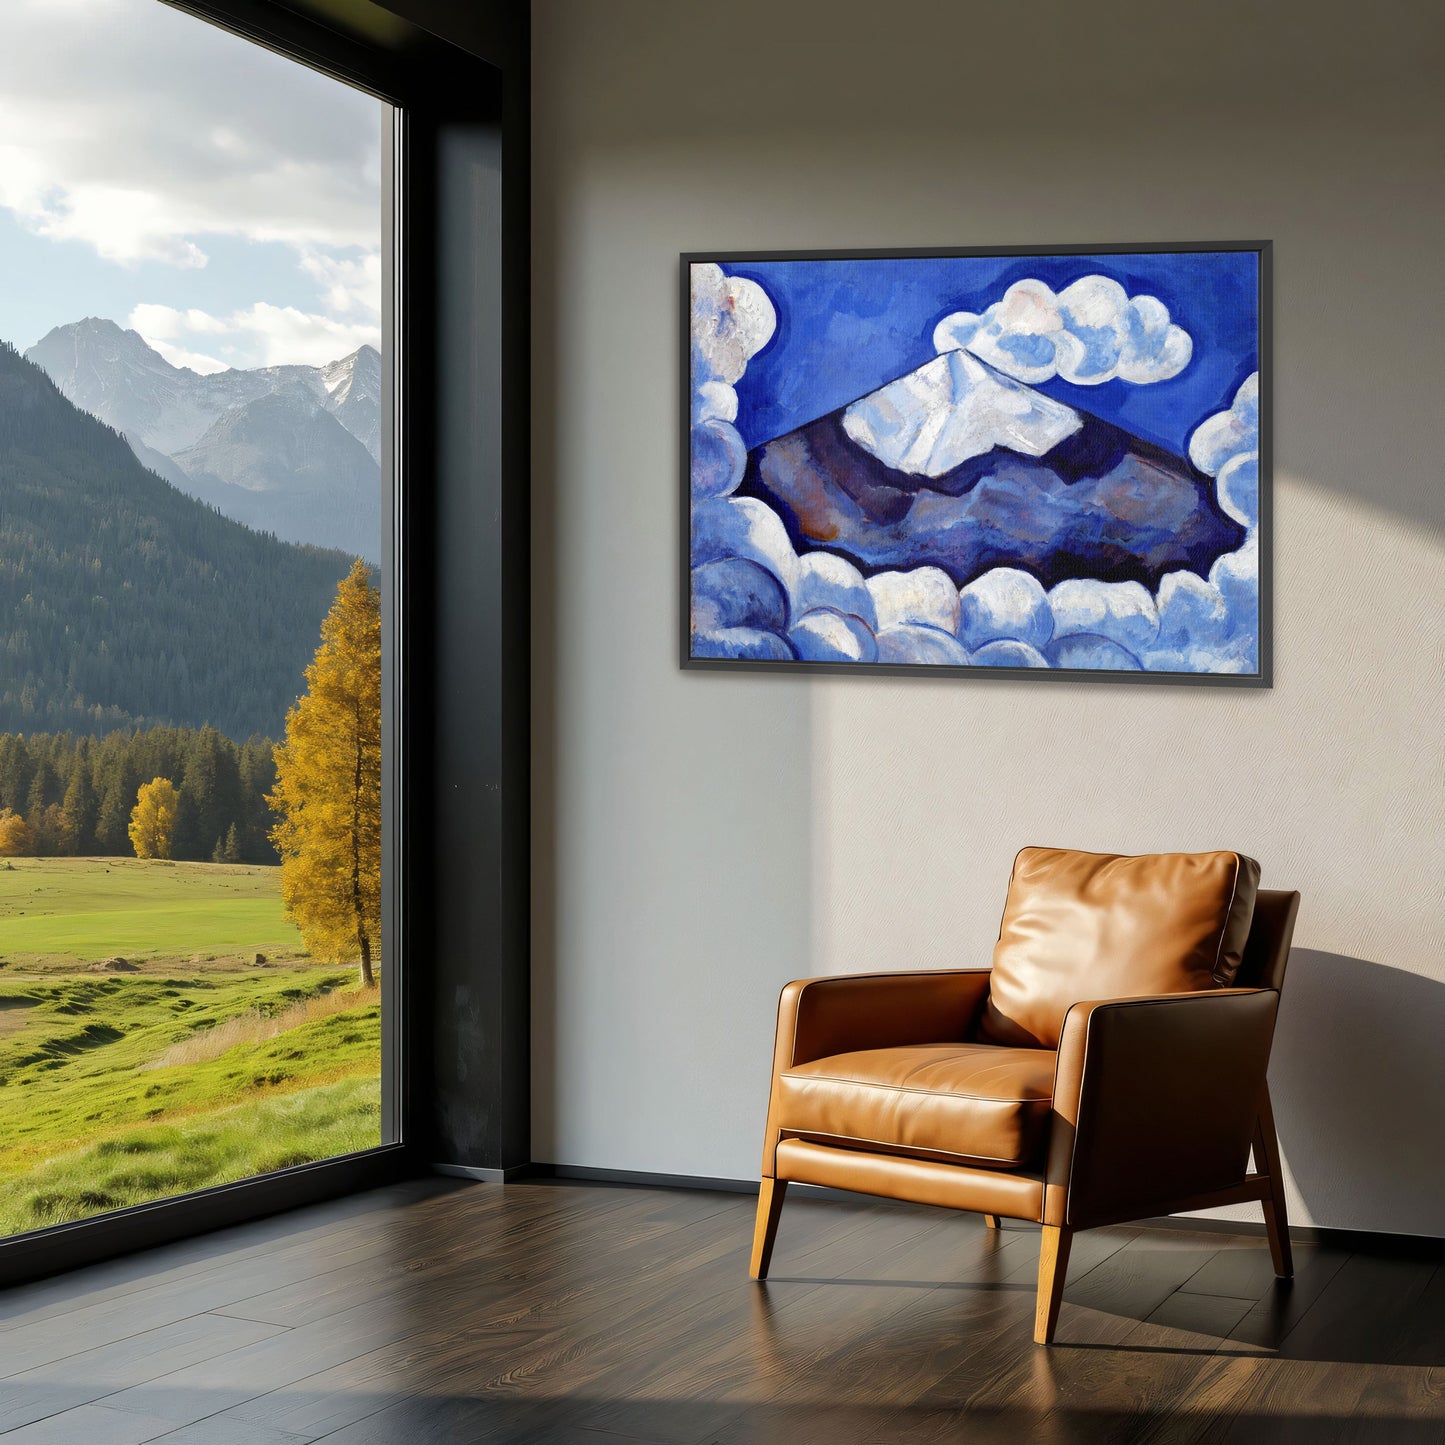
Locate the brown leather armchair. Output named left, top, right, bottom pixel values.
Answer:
left=750, top=847, right=1300, bottom=1345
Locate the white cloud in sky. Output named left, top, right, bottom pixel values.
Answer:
left=297, top=249, right=383, bottom=319
left=0, top=0, right=380, bottom=264
left=0, top=0, right=382, bottom=367
left=131, top=301, right=381, bottom=373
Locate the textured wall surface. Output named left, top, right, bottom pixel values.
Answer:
left=531, top=0, right=1445, bottom=1234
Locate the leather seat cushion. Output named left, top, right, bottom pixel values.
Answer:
left=977, top=847, right=1262, bottom=1050
left=774, top=1042, right=1056, bottom=1170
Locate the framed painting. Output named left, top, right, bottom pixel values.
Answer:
left=681, top=242, right=1271, bottom=685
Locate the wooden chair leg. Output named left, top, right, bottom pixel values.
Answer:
left=1254, top=1083, right=1293, bottom=1279
left=982, top=1214, right=1001, bottom=1230
left=1034, top=1225, right=1072, bottom=1345
left=750, top=1177, right=788, bottom=1280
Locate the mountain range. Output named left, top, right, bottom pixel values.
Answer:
left=0, top=341, right=355, bottom=739
left=26, top=319, right=381, bottom=561
left=742, top=347, right=1245, bottom=589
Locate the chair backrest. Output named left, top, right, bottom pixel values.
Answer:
left=977, top=846, right=1262, bottom=1050
left=1233, top=888, right=1300, bottom=994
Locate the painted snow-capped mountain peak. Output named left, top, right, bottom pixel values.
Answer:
left=843, top=348, right=1084, bottom=477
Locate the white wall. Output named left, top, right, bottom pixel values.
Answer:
left=531, top=0, right=1445, bottom=1235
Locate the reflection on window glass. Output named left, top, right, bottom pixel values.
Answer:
left=0, top=0, right=389, bottom=1236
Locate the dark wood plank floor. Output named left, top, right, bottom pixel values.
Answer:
left=1, top=1178, right=1441, bottom=1443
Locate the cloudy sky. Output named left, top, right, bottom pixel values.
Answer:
left=0, top=0, right=384, bottom=372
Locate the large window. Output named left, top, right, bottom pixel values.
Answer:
left=0, top=0, right=395, bottom=1236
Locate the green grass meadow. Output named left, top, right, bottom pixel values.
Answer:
left=0, top=858, right=381, bottom=1235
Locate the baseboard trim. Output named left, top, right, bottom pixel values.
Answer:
left=431, top=1162, right=532, bottom=1183
left=513, top=1162, right=1445, bottom=1254
left=520, top=1162, right=760, bottom=1194
left=1140, top=1211, right=1445, bottom=1256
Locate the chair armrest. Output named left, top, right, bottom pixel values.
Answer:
left=773, top=970, right=993, bottom=1073
left=1044, top=988, right=1280, bottom=1227
left=760, top=970, right=991, bottom=1177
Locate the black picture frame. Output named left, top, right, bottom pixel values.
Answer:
left=680, top=241, right=1272, bottom=688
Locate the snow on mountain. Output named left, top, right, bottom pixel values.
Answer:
left=321, top=344, right=381, bottom=462
left=27, top=318, right=231, bottom=456
left=26, top=319, right=382, bottom=558
left=174, top=384, right=381, bottom=561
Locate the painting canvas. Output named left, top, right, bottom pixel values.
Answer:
left=683, top=244, right=1269, bottom=683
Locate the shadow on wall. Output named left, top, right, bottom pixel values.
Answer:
left=1272, top=950, right=1445, bottom=1240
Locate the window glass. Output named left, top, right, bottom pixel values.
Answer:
left=0, top=0, right=392, bottom=1236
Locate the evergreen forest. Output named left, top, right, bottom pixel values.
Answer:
left=0, top=726, right=279, bottom=863
left=0, top=341, right=356, bottom=739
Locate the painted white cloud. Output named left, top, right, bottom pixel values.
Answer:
left=1047, top=578, right=1161, bottom=655
left=689, top=264, right=776, bottom=501
left=868, top=568, right=961, bottom=636
left=691, top=497, right=801, bottom=594
left=691, top=263, right=776, bottom=389
left=1215, top=451, right=1259, bottom=528
left=795, top=553, right=878, bottom=631
left=843, top=349, right=1082, bottom=477
left=130, top=301, right=381, bottom=373
left=934, top=275, right=1193, bottom=386
left=957, top=568, right=1053, bottom=652
left=1189, top=373, right=1258, bottom=476
left=876, top=625, right=971, bottom=667
left=791, top=609, right=878, bottom=664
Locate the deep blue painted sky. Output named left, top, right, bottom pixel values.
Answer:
left=726, top=250, right=1259, bottom=457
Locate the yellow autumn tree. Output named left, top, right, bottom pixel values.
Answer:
left=0, top=807, right=31, bottom=857
left=268, top=560, right=382, bottom=987
left=128, top=778, right=179, bottom=859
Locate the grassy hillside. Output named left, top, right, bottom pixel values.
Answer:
left=0, top=1077, right=379, bottom=1235
left=0, top=858, right=381, bottom=1234
left=0, top=340, right=356, bottom=737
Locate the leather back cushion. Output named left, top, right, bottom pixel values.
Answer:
left=976, top=847, right=1261, bottom=1049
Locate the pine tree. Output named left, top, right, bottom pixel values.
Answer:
left=60, top=763, right=97, bottom=854
left=26, top=758, right=60, bottom=818
left=27, top=803, right=65, bottom=856
left=239, top=738, right=278, bottom=863
left=221, top=822, right=243, bottom=864
left=178, top=726, right=241, bottom=862
left=128, top=777, right=179, bottom=860
left=268, top=561, right=382, bottom=987
left=0, top=735, right=30, bottom=814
